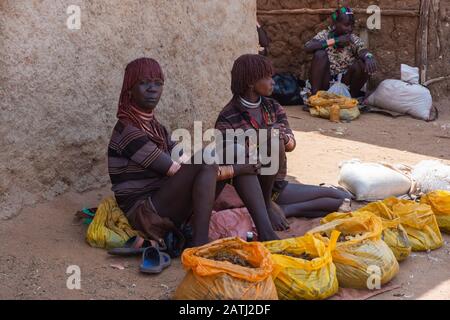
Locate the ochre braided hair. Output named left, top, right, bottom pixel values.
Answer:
left=117, top=57, right=168, bottom=151
left=230, top=54, right=274, bottom=97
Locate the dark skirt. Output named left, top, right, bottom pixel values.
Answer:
left=126, top=196, right=185, bottom=252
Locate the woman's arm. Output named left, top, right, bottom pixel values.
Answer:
left=257, top=26, right=270, bottom=48
left=274, top=103, right=297, bottom=152
left=304, top=39, right=327, bottom=54
left=358, top=49, right=378, bottom=74
left=151, top=153, right=180, bottom=176
left=120, top=126, right=181, bottom=177
left=351, top=34, right=377, bottom=74
left=305, top=30, right=333, bottom=54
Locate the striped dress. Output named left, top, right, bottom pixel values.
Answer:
left=215, top=96, right=296, bottom=194
left=108, top=120, right=175, bottom=215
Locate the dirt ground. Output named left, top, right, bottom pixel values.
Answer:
left=1, top=99, right=449, bottom=300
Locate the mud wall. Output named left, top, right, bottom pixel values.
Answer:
left=0, top=0, right=258, bottom=219
left=257, top=0, right=450, bottom=98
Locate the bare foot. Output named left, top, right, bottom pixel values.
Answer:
left=268, top=202, right=290, bottom=231
left=258, top=229, right=280, bottom=242
left=272, top=201, right=290, bottom=227
left=191, top=233, right=208, bottom=248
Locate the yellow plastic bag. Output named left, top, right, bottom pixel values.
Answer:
left=321, top=208, right=411, bottom=262
left=308, top=91, right=360, bottom=121
left=323, top=197, right=443, bottom=253
left=263, top=232, right=339, bottom=300
left=391, top=198, right=443, bottom=251
left=421, top=190, right=450, bottom=233
left=308, top=214, right=399, bottom=289
left=86, top=197, right=139, bottom=249
left=174, top=237, right=278, bottom=300
left=309, top=105, right=361, bottom=122
left=308, top=91, right=359, bottom=109
left=355, top=201, right=411, bottom=261
left=369, top=198, right=443, bottom=251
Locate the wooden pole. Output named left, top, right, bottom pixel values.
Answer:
left=417, top=0, right=431, bottom=85
left=424, top=75, right=450, bottom=86
left=431, top=0, right=443, bottom=57
left=257, top=8, right=420, bottom=17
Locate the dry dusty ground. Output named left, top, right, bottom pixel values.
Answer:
left=1, top=100, right=450, bottom=300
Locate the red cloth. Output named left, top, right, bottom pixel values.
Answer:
left=213, top=184, right=245, bottom=211
left=209, top=207, right=258, bottom=242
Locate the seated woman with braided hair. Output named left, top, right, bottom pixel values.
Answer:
left=305, top=6, right=378, bottom=98
left=108, top=58, right=279, bottom=249
left=215, top=54, right=352, bottom=224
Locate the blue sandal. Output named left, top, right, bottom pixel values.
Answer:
left=108, top=236, right=166, bottom=256
left=140, top=247, right=171, bottom=274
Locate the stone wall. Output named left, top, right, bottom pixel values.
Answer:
left=0, top=0, right=258, bottom=219
left=257, top=0, right=450, bottom=97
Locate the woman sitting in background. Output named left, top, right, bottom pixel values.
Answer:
left=305, top=6, right=378, bottom=98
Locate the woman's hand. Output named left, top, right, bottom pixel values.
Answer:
left=335, top=34, right=352, bottom=48
left=233, top=163, right=261, bottom=176
left=364, top=56, right=378, bottom=75
left=270, top=123, right=289, bottom=144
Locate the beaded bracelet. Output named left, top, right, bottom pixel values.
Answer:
left=285, top=135, right=296, bottom=152
left=167, top=161, right=181, bottom=177
left=217, top=165, right=234, bottom=181
left=334, top=38, right=339, bottom=48
left=327, top=38, right=336, bottom=48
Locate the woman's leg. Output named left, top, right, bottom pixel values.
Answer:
left=310, top=50, right=331, bottom=95
left=232, top=174, right=280, bottom=241
left=277, top=183, right=351, bottom=205
left=342, top=59, right=369, bottom=98
left=258, top=174, right=289, bottom=231
left=279, top=198, right=344, bottom=218
left=152, top=163, right=218, bottom=246
left=257, top=139, right=289, bottom=231
left=215, top=180, right=228, bottom=199
left=275, top=183, right=351, bottom=218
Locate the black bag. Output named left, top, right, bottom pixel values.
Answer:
left=163, top=223, right=193, bottom=258
left=271, top=73, right=305, bottom=106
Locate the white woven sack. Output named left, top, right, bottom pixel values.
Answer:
left=366, top=79, right=432, bottom=120
left=338, top=159, right=412, bottom=201
left=411, top=160, right=450, bottom=193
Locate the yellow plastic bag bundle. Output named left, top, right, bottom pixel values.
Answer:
left=174, top=237, right=278, bottom=300
left=321, top=208, right=411, bottom=262
left=86, top=197, right=139, bottom=249
left=421, top=190, right=450, bottom=233
left=263, top=232, right=339, bottom=300
left=308, top=214, right=399, bottom=289
left=308, top=91, right=360, bottom=122
left=389, top=198, right=443, bottom=251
